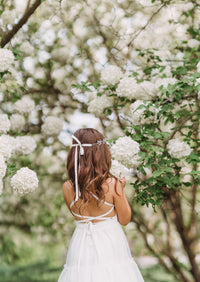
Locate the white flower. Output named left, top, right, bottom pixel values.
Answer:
left=159, top=118, right=176, bottom=133
left=0, top=114, right=11, bottom=133
left=1, top=102, right=14, bottom=113
left=110, top=159, right=132, bottom=180
left=116, top=77, right=138, bottom=99
left=138, top=81, right=157, bottom=100
left=180, top=166, right=192, bottom=182
left=197, top=61, right=200, bottom=73
left=41, top=116, right=63, bottom=136
left=0, top=135, right=13, bottom=160
left=101, top=65, right=123, bottom=85
left=11, top=167, right=39, bottom=195
left=0, top=155, right=7, bottom=178
left=167, top=139, right=192, bottom=158
left=111, top=136, right=140, bottom=168
left=19, top=41, right=34, bottom=56
left=130, top=100, right=160, bottom=125
left=1, top=10, right=16, bottom=25
left=0, top=48, right=14, bottom=72
left=88, top=95, right=113, bottom=116
left=187, top=39, right=199, bottom=49
left=0, top=180, right=3, bottom=195
left=10, top=114, right=26, bottom=132
left=14, top=96, right=35, bottom=114
left=15, top=136, right=37, bottom=155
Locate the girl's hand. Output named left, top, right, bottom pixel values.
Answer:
left=116, top=177, right=126, bottom=196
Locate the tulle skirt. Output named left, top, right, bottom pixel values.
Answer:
left=58, top=216, right=144, bottom=282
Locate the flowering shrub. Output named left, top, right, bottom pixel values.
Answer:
left=10, top=167, right=39, bottom=195
left=41, top=116, right=63, bottom=136
left=0, top=48, right=14, bottom=72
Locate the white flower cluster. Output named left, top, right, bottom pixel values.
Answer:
left=167, top=139, right=192, bottom=158
left=0, top=114, right=11, bottom=133
left=116, top=77, right=138, bottom=100
left=88, top=95, right=113, bottom=116
left=0, top=48, right=14, bottom=72
left=154, top=77, right=177, bottom=98
left=11, top=167, right=39, bottom=195
left=130, top=100, right=160, bottom=125
left=0, top=179, right=3, bottom=195
left=15, top=136, right=37, bottom=155
left=197, top=61, right=200, bottom=73
left=14, top=96, right=35, bottom=114
left=116, top=77, right=156, bottom=101
left=111, top=136, right=140, bottom=169
left=41, top=116, right=63, bottom=136
left=0, top=155, right=7, bottom=178
left=110, top=159, right=132, bottom=181
left=10, top=114, right=25, bottom=132
left=0, top=135, right=13, bottom=160
left=101, top=65, right=123, bottom=85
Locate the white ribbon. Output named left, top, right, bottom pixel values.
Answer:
left=71, top=135, right=93, bottom=202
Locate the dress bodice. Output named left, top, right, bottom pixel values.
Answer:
left=70, top=192, right=115, bottom=223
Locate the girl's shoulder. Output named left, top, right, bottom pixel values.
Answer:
left=62, top=180, right=75, bottom=208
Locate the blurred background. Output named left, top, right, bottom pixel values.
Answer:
left=0, top=0, right=200, bottom=281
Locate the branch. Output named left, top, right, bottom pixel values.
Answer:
left=126, top=2, right=167, bottom=48
left=0, top=0, right=43, bottom=48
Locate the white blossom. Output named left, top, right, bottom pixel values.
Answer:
left=110, top=159, right=132, bottom=180
left=88, top=95, right=113, bottom=116
left=0, top=114, right=11, bottom=133
left=0, top=135, right=13, bottom=160
left=197, top=61, right=200, bottom=73
left=41, top=116, right=63, bottom=136
left=187, top=39, right=199, bottom=49
left=167, top=139, right=192, bottom=158
left=0, top=155, right=7, bottom=178
left=15, top=136, right=37, bottom=155
left=116, top=77, right=138, bottom=100
left=1, top=10, right=16, bottom=25
left=19, top=41, right=34, bottom=56
left=116, top=77, right=156, bottom=100
left=138, top=81, right=157, bottom=100
left=180, top=166, right=193, bottom=182
left=154, top=77, right=177, bottom=98
left=159, top=118, right=176, bottom=133
left=1, top=102, right=14, bottom=113
left=0, top=180, right=3, bottom=195
left=14, top=96, right=35, bottom=114
left=111, top=136, right=140, bottom=168
left=0, top=48, right=14, bottom=72
left=10, top=114, right=26, bottom=132
left=11, top=167, right=39, bottom=195
left=101, top=65, right=123, bottom=85
left=130, top=100, right=160, bottom=125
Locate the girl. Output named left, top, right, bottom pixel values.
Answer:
left=58, top=128, right=144, bottom=282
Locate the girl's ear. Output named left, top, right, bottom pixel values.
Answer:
left=115, top=177, right=126, bottom=196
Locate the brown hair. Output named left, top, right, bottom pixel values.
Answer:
left=67, top=128, right=114, bottom=204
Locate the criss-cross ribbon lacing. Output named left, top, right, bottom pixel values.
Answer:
left=71, top=134, right=106, bottom=203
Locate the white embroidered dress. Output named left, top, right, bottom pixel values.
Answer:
left=58, top=191, right=144, bottom=282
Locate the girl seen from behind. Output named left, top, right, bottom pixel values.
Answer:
left=58, top=128, right=144, bottom=282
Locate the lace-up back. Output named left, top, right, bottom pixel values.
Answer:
left=70, top=192, right=115, bottom=223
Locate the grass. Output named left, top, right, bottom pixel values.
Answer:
left=0, top=261, right=62, bottom=282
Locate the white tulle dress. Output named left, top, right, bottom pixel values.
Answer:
left=58, top=192, right=144, bottom=282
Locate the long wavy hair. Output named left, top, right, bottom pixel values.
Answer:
left=67, top=128, right=114, bottom=204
